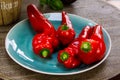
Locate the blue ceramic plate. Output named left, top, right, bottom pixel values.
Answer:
left=5, top=13, right=111, bottom=75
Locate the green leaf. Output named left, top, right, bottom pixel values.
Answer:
left=47, top=0, right=64, bottom=10
left=40, top=0, right=47, bottom=6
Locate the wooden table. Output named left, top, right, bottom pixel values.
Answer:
left=0, top=0, right=120, bottom=80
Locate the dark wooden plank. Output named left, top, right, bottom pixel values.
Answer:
left=0, top=0, right=120, bottom=80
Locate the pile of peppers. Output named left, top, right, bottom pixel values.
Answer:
left=27, top=4, right=106, bottom=69
left=27, top=4, right=59, bottom=58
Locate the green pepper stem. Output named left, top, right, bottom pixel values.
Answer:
left=60, top=52, right=69, bottom=61
left=80, top=41, right=91, bottom=53
left=40, top=49, right=50, bottom=58
left=61, top=24, right=69, bottom=30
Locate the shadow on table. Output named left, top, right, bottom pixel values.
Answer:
left=0, top=78, right=4, bottom=80
left=109, top=74, right=120, bottom=80
left=28, top=61, right=107, bottom=80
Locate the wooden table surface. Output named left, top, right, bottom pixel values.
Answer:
left=0, top=0, right=120, bottom=80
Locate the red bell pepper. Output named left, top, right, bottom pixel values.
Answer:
left=32, top=33, right=54, bottom=58
left=27, top=4, right=56, bottom=37
left=78, top=25, right=106, bottom=64
left=57, top=39, right=81, bottom=68
left=27, top=4, right=59, bottom=56
left=57, top=26, right=93, bottom=68
left=78, top=26, right=93, bottom=40
left=91, top=25, right=106, bottom=61
left=57, top=11, right=75, bottom=46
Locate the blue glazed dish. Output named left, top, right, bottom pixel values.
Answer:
left=5, top=13, right=111, bottom=75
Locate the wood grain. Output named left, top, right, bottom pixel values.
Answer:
left=0, top=0, right=120, bottom=80
left=0, top=0, right=22, bottom=25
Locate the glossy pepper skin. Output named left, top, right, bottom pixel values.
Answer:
left=32, top=33, right=54, bottom=58
left=91, top=25, right=106, bottom=61
left=57, top=39, right=81, bottom=68
left=27, top=4, right=59, bottom=56
left=78, top=25, right=106, bottom=64
left=78, top=26, right=93, bottom=40
left=57, top=26, right=93, bottom=68
left=27, top=4, right=56, bottom=37
left=57, top=11, right=75, bottom=46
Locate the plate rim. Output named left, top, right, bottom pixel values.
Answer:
left=5, top=13, right=112, bottom=75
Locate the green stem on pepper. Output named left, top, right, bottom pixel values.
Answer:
left=32, top=33, right=53, bottom=58
left=61, top=24, right=69, bottom=30
left=80, top=41, right=91, bottom=53
left=40, top=49, right=50, bottom=58
left=78, top=25, right=106, bottom=64
left=60, top=52, right=69, bottom=61
left=57, top=11, right=75, bottom=46
left=57, top=39, right=81, bottom=69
